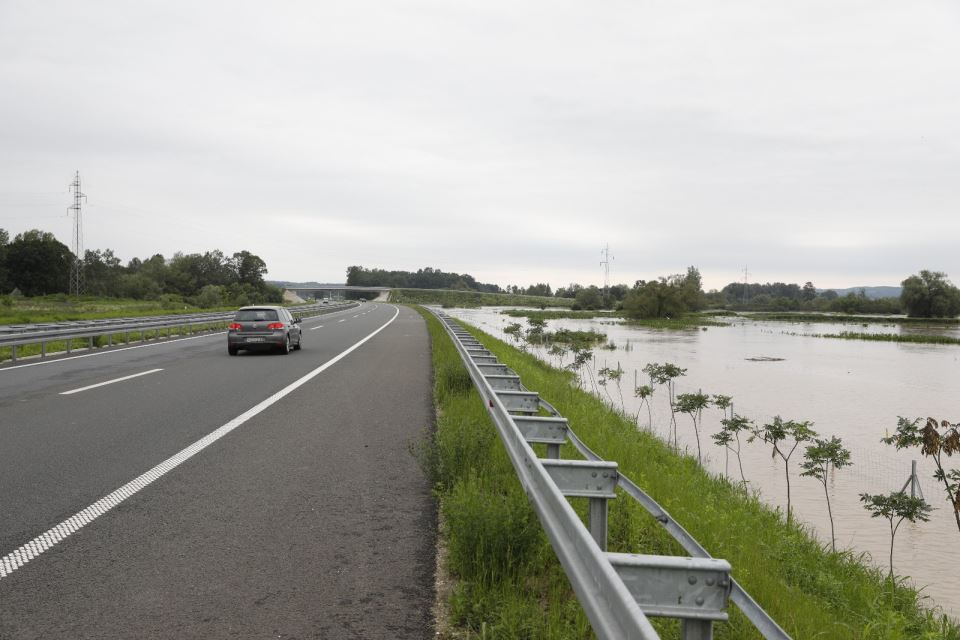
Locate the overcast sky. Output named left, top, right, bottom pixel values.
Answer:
left=1, top=1, right=958, bottom=291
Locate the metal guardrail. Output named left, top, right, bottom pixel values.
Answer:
left=430, top=308, right=791, bottom=640
left=0, top=302, right=358, bottom=363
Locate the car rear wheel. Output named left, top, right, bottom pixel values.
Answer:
left=279, top=335, right=291, bottom=355
left=228, top=346, right=238, bottom=356
left=293, top=334, right=302, bottom=351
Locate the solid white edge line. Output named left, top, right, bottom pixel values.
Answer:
left=60, top=369, right=164, bottom=395
left=0, top=305, right=401, bottom=581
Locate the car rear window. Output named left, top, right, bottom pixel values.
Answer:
left=235, top=309, right=279, bottom=321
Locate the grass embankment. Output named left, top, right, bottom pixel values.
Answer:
left=749, top=312, right=960, bottom=326
left=417, top=307, right=959, bottom=639
left=0, top=294, right=239, bottom=325
left=392, top=289, right=574, bottom=309
left=795, top=331, right=960, bottom=346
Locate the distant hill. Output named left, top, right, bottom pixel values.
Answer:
left=823, top=286, right=901, bottom=300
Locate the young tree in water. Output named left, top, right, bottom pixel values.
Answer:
left=750, top=416, right=817, bottom=524
left=597, top=363, right=626, bottom=414
left=566, top=345, right=595, bottom=392
left=634, top=383, right=654, bottom=431
left=801, top=436, right=853, bottom=552
left=547, top=343, right=567, bottom=368
left=674, top=391, right=711, bottom=464
left=712, top=414, right=752, bottom=489
left=860, top=491, right=932, bottom=596
left=712, top=394, right=734, bottom=476
left=525, top=318, right=547, bottom=346
left=503, top=322, right=525, bottom=351
left=643, top=362, right=687, bottom=449
left=882, top=416, right=960, bottom=533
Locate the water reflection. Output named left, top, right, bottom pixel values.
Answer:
left=446, top=307, right=960, bottom=618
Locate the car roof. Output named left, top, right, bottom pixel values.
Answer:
left=237, top=305, right=284, bottom=311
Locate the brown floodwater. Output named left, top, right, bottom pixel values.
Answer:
left=445, top=307, right=960, bottom=619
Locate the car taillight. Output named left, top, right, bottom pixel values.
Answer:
left=267, top=322, right=284, bottom=330
left=229, top=323, right=242, bottom=330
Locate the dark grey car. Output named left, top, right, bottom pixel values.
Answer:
left=227, top=306, right=302, bottom=355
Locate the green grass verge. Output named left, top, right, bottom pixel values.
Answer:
left=0, top=295, right=229, bottom=324
left=0, top=294, right=316, bottom=325
left=392, top=289, right=574, bottom=309
left=416, top=306, right=959, bottom=639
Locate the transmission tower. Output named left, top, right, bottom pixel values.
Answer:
left=68, top=171, right=86, bottom=296
left=742, top=266, right=750, bottom=306
left=600, top=243, right=614, bottom=300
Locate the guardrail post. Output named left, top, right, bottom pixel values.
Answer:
left=41, top=342, right=45, bottom=358
left=589, top=497, right=609, bottom=551
left=683, top=620, right=713, bottom=640
left=11, top=345, right=16, bottom=362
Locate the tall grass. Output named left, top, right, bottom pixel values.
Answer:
left=807, top=332, right=960, bottom=346
left=416, top=307, right=960, bottom=639
left=750, top=312, right=960, bottom=326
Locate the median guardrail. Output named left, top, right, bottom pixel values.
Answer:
left=429, top=308, right=791, bottom=640
left=0, top=302, right=358, bottom=363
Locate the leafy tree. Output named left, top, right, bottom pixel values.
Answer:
left=573, top=285, right=603, bottom=310
left=801, top=436, right=853, bottom=551
left=674, top=391, right=711, bottom=464
left=860, top=492, right=932, bottom=587
left=83, top=249, right=123, bottom=296
left=749, top=416, right=817, bottom=524
left=882, top=416, right=960, bottom=533
left=231, top=250, right=267, bottom=286
left=524, top=282, right=552, bottom=297
left=802, top=281, right=817, bottom=301
left=713, top=414, right=753, bottom=489
left=622, top=268, right=703, bottom=319
left=900, top=270, right=960, bottom=318
left=5, top=229, right=72, bottom=296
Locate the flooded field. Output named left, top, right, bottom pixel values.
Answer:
left=444, top=307, right=960, bottom=619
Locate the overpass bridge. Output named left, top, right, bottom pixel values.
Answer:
left=283, top=285, right=391, bottom=302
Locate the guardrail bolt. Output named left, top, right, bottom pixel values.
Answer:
left=688, top=575, right=697, bottom=585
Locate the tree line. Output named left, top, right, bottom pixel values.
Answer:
left=0, top=228, right=283, bottom=307
left=551, top=269, right=960, bottom=319
left=345, top=265, right=501, bottom=292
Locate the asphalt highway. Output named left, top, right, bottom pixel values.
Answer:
left=0, top=303, right=436, bottom=639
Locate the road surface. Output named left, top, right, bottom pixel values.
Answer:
left=0, top=303, right=436, bottom=639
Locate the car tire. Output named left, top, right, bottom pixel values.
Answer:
left=279, top=335, right=291, bottom=355
left=293, top=335, right=302, bottom=351
left=228, top=346, right=238, bottom=356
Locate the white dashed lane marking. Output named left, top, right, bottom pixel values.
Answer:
left=60, top=369, right=164, bottom=395
left=309, top=325, right=324, bottom=331
left=0, top=306, right=400, bottom=581
left=338, top=319, right=346, bottom=323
